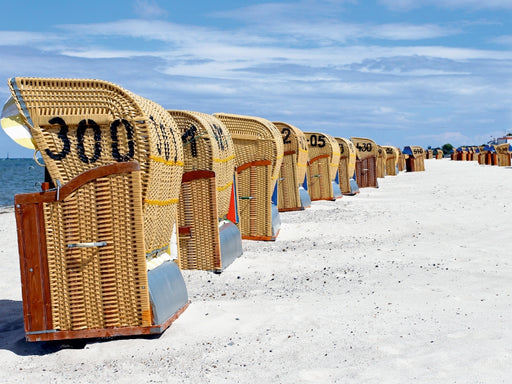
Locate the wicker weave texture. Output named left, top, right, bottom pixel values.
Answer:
left=304, top=132, right=339, bottom=201
left=177, top=175, right=221, bottom=270
left=273, top=122, right=308, bottom=183
left=7, top=77, right=183, bottom=258
left=214, top=113, right=284, bottom=182
left=237, top=163, right=273, bottom=238
left=383, top=146, right=398, bottom=176
left=376, top=146, right=386, bottom=178
left=43, top=170, right=151, bottom=331
left=273, top=122, right=309, bottom=211
left=495, top=143, right=511, bottom=167
left=168, top=110, right=236, bottom=270
left=276, top=153, right=300, bottom=210
left=169, top=111, right=236, bottom=218
left=214, top=113, right=283, bottom=239
left=397, top=149, right=406, bottom=172
left=350, top=137, right=378, bottom=160
left=304, top=132, right=340, bottom=181
left=335, top=137, right=356, bottom=194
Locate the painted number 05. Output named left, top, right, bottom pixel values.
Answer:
left=309, top=134, right=326, bottom=148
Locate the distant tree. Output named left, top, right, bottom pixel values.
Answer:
left=442, top=143, right=453, bottom=155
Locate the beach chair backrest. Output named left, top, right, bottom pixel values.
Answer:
left=383, top=145, right=398, bottom=176
left=8, top=77, right=184, bottom=258
left=168, top=110, right=238, bottom=271
left=273, top=121, right=309, bottom=211
left=351, top=137, right=378, bottom=188
left=335, top=137, right=357, bottom=194
left=304, top=132, right=340, bottom=201
left=214, top=113, right=284, bottom=240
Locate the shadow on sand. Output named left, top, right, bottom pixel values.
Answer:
left=0, top=299, right=63, bottom=356
left=0, top=299, right=161, bottom=356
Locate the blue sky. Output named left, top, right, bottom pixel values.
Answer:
left=1, top=0, right=511, bottom=157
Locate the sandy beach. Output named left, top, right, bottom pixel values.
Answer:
left=1, top=158, right=511, bottom=383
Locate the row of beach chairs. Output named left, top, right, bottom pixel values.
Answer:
left=3, top=77, right=424, bottom=342
left=451, top=144, right=512, bottom=166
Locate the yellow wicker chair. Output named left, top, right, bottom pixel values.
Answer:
left=376, top=145, right=386, bottom=178
left=273, top=122, right=310, bottom=211
left=495, top=143, right=511, bottom=166
left=382, top=145, right=399, bottom=176
left=351, top=137, right=378, bottom=188
left=403, top=146, right=426, bottom=171
left=397, top=148, right=406, bottom=171
left=304, top=132, right=342, bottom=201
left=214, top=113, right=283, bottom=241
left=168, top=110, right=242, bottom=272
left=335, top=137, right=359, bottom=195
left=8, top=77, right=188, bottom=341
left=477, top=146, right=487, bottom=165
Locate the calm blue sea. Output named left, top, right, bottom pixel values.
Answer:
left=0, top=158, right=45, bottom=207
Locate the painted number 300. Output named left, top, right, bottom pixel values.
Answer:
left=44, top=117, right=135, bottom=163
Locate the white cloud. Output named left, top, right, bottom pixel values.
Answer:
left=0, top=31, right=60, bottom=46
left=378, top=0, right=512, bottom=11
left=492, top=35, right=512, bottom=46
left=133, top=0, right=168, bottom=19
left=59, top=48, right=162, bottom=59
left=416, top=131, right=470, bottom=143
left=371, top=23, right=458, bottom=40
left=0, top=2, right=510, bottom=151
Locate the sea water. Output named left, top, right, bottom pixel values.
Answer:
left=0, top=158, right=45, bottom=207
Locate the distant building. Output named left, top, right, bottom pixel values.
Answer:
left=495, top=136, right=512, bottom=145
left=488, top=135, right=512, bottom=145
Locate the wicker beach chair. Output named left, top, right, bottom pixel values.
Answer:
left=304, top=132, right=342, bottom=201
left=335, top=137, right=359, bottom=195
left=403, top=146, right=425, bottom=172
left=351, top=137, right=378, bottom=188
left=477, top=146, right=487, bottom=165
left=214, top=113, right=284, bottom=241
left=495, top=143, right=511, bottom=167
left=8, top=77, right=188, bottom=341
left=168, top=110, right=242, bottom=272
left=382, top=146, right=399, bottom=176
left=376, top=145, right=386, bottom=178
left=456, top=146, right=470, bottom=161
left=483, top=145, right=498, bottom=165
left=273, top=122, right=310, bottom=211
left=397, top=148, right=406, bottom=172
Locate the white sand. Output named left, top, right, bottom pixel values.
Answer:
left=1, top=159, right=511, bottom=383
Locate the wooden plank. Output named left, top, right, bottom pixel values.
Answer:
left=15, top=202, right=52, bottom=334
left=26, top=301, right=190, bottom=342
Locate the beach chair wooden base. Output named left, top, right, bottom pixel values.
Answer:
left=278, top=207, right=304, bottom=212
left=22, top=303, right=190, bottom=342
left=14, top=162, right=189, bottom=342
